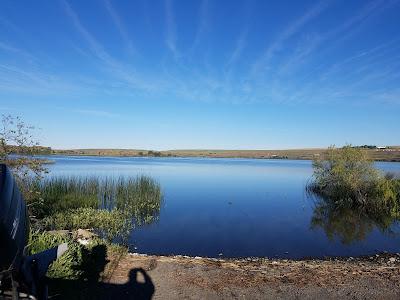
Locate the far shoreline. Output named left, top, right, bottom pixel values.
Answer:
left=46, top=147, right=400, bottom=162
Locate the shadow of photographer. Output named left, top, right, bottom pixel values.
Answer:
left=48, top=245, right=155, bottom=300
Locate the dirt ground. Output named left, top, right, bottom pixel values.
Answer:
left=94, top=252, right=400, bottom=300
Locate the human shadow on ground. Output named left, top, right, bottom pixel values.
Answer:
left=47, top=245, right=155, bottom=300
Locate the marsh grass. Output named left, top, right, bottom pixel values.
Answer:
left=31, top=177, right=99, bottom=218
left=30, top=175, right=162, bottom=241
left=114, top=176, right=162, bottom=225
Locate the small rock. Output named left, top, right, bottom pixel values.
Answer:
left=74, top=229, right=97, bottom=240
left=389, top=257, right=396, bottom=263
left=218, top=253, right=223, bottom=256
left=77, top=238, right=89, bottom=246
left=194, top=256, right=202, bottom=259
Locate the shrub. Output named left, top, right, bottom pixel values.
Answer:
left=28, top=231, right=84, bottom=279
left=308, top=145, right=400, bottom=221
left=0, top=115, right=47, bottom=212
left=371, top=177, right=400, bottom=217
left=28, top=231, right=122, bottom=281
left=309, top=145, right=380, bottom=205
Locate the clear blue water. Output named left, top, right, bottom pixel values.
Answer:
left=42, top=155, right=400, bottom=259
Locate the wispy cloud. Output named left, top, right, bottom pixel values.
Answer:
left=275, top=33, right=322, bottom=76
left=61, top=0, right=113, bottom=63
left=191, top=0, right=210, bottom=51
left=0, top=16, right=24, bottom=36
left=225, top=0, right=253, bottom=70
left=61, top=0, right=158, bottom=92
left=235, top=0, right=400, bottom=107
left=103, top=0, right=136, bottom=55
left=251, top=0, right=331, bottom=75
left=0, top=41, right=34, bottom=59
left=0, top=62, right=97, bottom=97
left=226, top=30, right=247, bottom=68
left=326, top=0, right=390, bottom=42
left=286, top=0, right=394, bottom=76
left=165, top=0, right=179, bottom=59
left=1, top=0, right=398, bottom=111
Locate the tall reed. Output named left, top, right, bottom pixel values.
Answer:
left=31, top=175, right=162, bottom=235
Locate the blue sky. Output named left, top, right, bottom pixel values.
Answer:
left=0, top=0, right=399, bottom=150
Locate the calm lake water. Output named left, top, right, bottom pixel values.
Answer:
left=42, top=155, right=400, bottom=259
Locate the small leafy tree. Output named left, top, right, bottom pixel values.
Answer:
left=309, top=145, right=400, bottom=211
left=309, top=145, right=379, bottom=205
left=0, top=114, right=47, bottom=212
left=308, top=145, right=400, bottom=242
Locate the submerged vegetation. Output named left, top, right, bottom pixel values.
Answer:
left=308, top=146, right=400, bottom=243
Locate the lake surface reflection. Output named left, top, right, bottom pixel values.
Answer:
left=43, top=155, right=400, bottom=258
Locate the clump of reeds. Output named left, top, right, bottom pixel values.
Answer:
left=32, top=177, right=99, bottom=218
left=30, top=175, right=162, bottom=240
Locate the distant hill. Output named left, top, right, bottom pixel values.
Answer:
left=4, top=145, right=52, bottom=155
left=51, top=147, right=400, bottom=162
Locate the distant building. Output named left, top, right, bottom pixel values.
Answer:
left=377, top=146, right=387, bottom=149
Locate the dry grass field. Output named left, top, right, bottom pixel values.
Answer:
left=52, top=147, right=400, bottom=162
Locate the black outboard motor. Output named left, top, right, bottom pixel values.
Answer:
left=0, top=164, right=68, bottom=300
